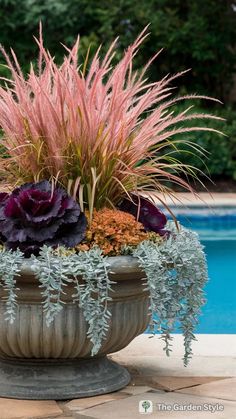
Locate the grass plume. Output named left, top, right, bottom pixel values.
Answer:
left=0, top=26, right=223, bottom=216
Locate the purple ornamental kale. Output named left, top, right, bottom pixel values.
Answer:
left=119, top=195, right=169, bottom=236
left=0, top=192, right=9, bottom=243
left=0, top=181, right=87, bottom=257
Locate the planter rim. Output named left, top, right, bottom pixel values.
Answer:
left=20, top=255, right=144, bottom=278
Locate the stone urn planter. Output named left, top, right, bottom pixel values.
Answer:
left=0, top=256, right=149, bottom=400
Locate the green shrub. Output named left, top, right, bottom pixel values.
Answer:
left=0, top=0, right=235, bottom=100
left=169, top=106, right=236, bottom=180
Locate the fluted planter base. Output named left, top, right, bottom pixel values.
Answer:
left=0, top=356, right=130, bottom=400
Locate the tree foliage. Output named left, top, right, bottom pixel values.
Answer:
left=0, top=0, right=236, bottom=100
left=0, top=0, right=235, bottom=182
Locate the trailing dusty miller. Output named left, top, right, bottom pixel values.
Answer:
left=70, top=248, right=114, bottom=355
left=0, top=247, right=24, bottom=323
left=0, top=223, right=208, bottom=364
left=30, top=246, right=113, bottom=356
left=133, top=221, right=208, bottom=366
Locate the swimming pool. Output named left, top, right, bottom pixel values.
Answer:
left=171, top=206, right=236, bottom=334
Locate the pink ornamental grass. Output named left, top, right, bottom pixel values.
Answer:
left=0, top=26, right=222, bottom=215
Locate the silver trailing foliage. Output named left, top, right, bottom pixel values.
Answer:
left=0, top=223, right=208, bottom=364
left=70, top=248, right=114, bottom=355
left=133, top=221, right=208, bottom=366
left=31, top=245, right=75, bottom=325
left=30, top=245, right=113, bottom=356
left=0, top=247, right=24, bottom=323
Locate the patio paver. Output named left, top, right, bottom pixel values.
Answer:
left=177, top=378, right=236, bottom=401
left=64, top=392, right=129, bottom=412
left=120, top=385, right=153, bottom=395
left=129, top=376, right=227, bottom=391
left=111, top=334, right=236, bottom=357
left=148, top=192, right=236, bottom=207
left=111, top=334, right=236, bottom=377
left=112, top=354, right=236, bottom=377
left=73, top=391, right=236, bottom=419
left=0, top=398, right=63, bottom=419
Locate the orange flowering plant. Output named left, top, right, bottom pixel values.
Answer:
left=0, top=27, right=218, bottom=364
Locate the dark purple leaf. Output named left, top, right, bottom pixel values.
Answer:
left=119, top=195, right=168, bottom=234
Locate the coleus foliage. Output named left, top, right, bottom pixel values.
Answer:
left=0, top=181, right=87, bottom=257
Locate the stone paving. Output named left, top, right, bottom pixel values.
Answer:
left=147, top=191, right=236, bottom=207
left=0, top=334, right=235, bottom=419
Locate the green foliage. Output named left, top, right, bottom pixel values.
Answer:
left=0, top=0, right=235, bottom=100
left=143, top=0, right=236, bottom=99
left=1, top=0, right=234, bottom=183
left=170, top=106, right=236, bottom=180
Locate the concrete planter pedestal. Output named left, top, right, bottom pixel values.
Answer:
left=0, top=256, right=149, bottom=400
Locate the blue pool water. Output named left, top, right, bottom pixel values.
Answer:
left=171, top=207, right=236, bottom=333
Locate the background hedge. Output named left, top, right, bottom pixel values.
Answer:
left=0, top=0, right=236, bottom=182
